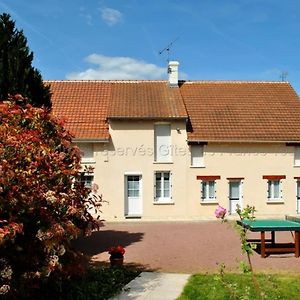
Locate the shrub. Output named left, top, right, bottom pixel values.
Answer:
left=0, top=96, right=101, bottom=297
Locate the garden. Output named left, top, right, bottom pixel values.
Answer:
left=1, top=97, right=300, bottom=299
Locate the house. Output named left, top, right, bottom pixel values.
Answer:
left=48, top=61, right=300, bottom=221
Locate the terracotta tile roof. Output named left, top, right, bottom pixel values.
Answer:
left=180, top=81, right=300, bottom=142
left=47, top=81, right=110, bottom=140
left=108, top=81, right=187, bottom=119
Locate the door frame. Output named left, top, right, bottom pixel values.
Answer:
left=124, top=173, right=143, bottom=217
left=228, top=179, right=243, bottom=214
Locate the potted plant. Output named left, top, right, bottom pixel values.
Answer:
left=108, top=245, right=125, bottom=267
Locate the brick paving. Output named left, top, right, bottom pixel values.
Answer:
left=74, top=221, right=300, bottom=273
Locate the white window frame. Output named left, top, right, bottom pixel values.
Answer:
left=154, top=124, right=171, bottom=163
left=191, top=145, right=204, bottom=167
left=201, top=180, right=216, bottom=202
left=267, top=180, right=282, bottom=201
left=295, top=147, right=300, bottom=166
left=154, top=171, right=172, bottom=203
left=79, top=172, right=94, bottom=189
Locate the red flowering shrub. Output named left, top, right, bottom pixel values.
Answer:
left=0, top=96, right=100, bottom=296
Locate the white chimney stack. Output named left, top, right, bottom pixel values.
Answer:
left=168, top=61, right=179, bottom=86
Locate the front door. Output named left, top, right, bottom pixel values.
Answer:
left=125, top=175, right=142, bottom=216
left=229, top=181, right=242, bottom=214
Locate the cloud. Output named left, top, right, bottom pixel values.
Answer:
left=100, top=7, right=122, bottom=26
left=79, top=6, right=93, bottom=26
left=66, top=54, right=166, bottom=80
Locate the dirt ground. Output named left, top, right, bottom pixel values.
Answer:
left=74, top=221, right=300, bottom=273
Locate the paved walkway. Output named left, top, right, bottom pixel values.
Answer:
left=111, top=272, right=190, bottom=300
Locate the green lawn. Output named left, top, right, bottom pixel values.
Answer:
left=178, top=273, right=300, bottom=300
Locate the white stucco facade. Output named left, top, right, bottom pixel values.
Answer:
left=77, top=120, right=300, bottom=221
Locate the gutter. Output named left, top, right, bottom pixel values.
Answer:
left=73, top=138, right=110, bottom=143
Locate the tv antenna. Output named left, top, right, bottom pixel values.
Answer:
left=159, top=37, right=179, bottom=62
left=280, top=71, right=288, bottom=82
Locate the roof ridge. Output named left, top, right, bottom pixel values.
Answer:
left=44, top=80, right=168, bottom=83
left=180, top=80, right=290, bottom=84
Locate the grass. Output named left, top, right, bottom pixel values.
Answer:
left=178, top=273, right=300, bottom=300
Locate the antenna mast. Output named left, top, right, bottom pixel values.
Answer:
left=280, top=71, right=288, bottom=82
left=159, top=37, right=179, bottom=62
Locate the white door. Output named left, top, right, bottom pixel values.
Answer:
left=297, top=181, right=300, bottom=214
left=229, top=181, right=242, bottom=214
left=125, top=175, right=142, bottom=216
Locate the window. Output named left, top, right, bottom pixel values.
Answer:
left=79, top=173, right=94, bottom=188
left=78, top=144, right=94, bottom=163
left=154, top=171, right=172, bottom=202
left=191, top=145, right=204, bottom=167
left=295, top=147, right=300, bottom=166
left=268, top=180, right=281, bottom=200
left=154, top=124, right=171, bottom=162
left=201, top=181, right=216, bottom=201
left=127, top=176, right=140, bottom=198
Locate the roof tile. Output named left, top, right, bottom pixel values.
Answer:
left=108, top=81, right=187, bottom=119
left=180, top=81, right=300, bottom=142
left=48, top=81, right=110, bottom=140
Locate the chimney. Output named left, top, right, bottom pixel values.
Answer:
left=168, top=61, right=179, bottom=86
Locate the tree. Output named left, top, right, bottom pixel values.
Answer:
left=0, top=13, right=51, bottom=108
left=0, top=96, right=101, bottom=297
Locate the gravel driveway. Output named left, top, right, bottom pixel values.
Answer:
left=74, top=221, right=300, bottom=273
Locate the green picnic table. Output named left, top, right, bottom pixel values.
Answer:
left=237, top=218, right=300, bottom=258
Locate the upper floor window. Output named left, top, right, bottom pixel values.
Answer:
left=295, top=147, right=300, bottom=166
left=78, top=144, right=94, bottom=163
left=154, top=124, right=171, bottom=162
left=191, top=145, right=204, bottom=167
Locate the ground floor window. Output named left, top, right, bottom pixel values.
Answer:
left=79, top=172, right=94, bottom=188
left=155, top=171, right=172, bottom=202
left=267, top=180, right=281, bottom=200
left=201, top=181, right=216, bottom=201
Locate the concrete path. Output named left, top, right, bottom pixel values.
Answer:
left=110, top=272, right=190, bottom=300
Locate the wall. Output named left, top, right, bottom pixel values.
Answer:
left=187, top=143, right=299, bottom=219
left=92, top=119, right=189, bottom=221
left=81, top=125, right=300, bottom=221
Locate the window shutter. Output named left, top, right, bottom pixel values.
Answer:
left=295, top=147, right=300, bottom=166
left=79, top=143, right=94, bottom=163
left=215, top=181, right=217, bottom=199
left=153, top=172, right=157, bottom=201
left=170, top=172, right=173, bottom=200
left=191, top=145, right=204, bottom=167
left=154, top=124, right=171, bottom=162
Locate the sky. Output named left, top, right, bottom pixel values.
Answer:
left=1, top=0, right=300, bottom=95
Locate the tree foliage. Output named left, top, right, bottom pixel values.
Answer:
left=0, top=96, right=101, bottom=297
left=0, top=13, right=51, bottom=108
